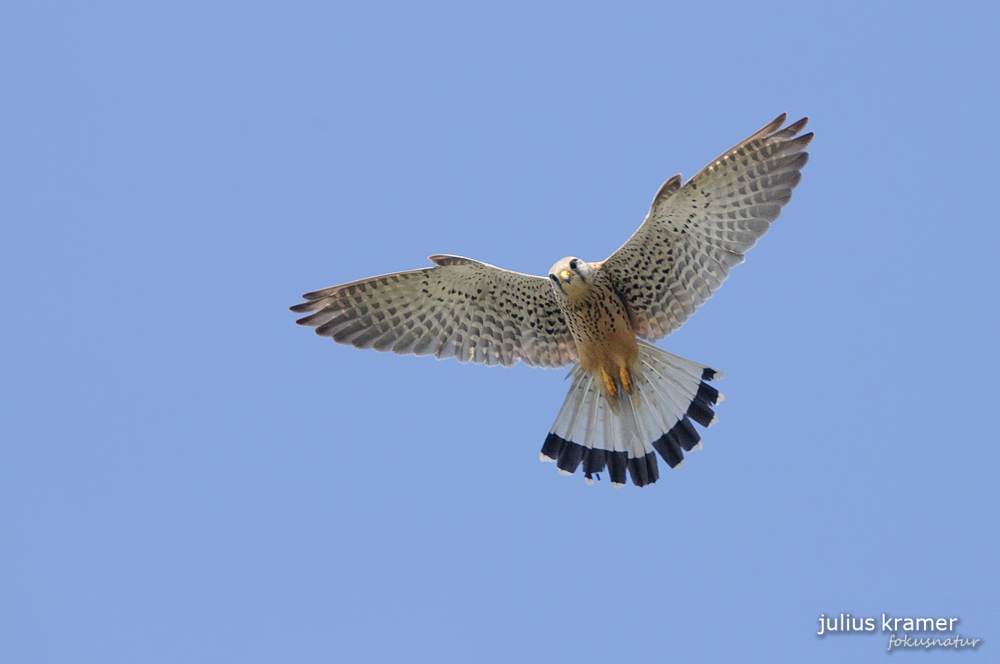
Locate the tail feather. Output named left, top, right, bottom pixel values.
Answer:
left=540, top=341, right=723, bottom=488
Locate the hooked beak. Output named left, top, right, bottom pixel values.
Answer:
left=559, top=269, right=572, bottom=284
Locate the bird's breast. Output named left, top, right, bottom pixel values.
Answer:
left=561, top=283, right=639, bottom=378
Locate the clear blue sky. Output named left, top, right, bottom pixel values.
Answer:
left=2, top=2, right=998, bottom=662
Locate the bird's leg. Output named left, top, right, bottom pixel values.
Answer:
left=601, top=368, right=618, bottom=397
left=619, top=366, right=633, bottom=395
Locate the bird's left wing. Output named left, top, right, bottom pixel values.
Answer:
left=291, top=255, right=576, bottom=368
left=602, top=114, right=813, bottom=341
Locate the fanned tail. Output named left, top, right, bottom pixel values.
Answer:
left=540, top=341, right=724, bottom=488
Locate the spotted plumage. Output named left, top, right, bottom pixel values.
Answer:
left=292, top=255, right=575, bottom=368
left=292, top=114, right=812, bottom=488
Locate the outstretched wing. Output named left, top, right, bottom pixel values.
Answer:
left=602, top=114, right=813, bottom=341
left=291, top=255, right=576, bottom=368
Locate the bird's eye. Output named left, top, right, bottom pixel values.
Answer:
left=569, top=259, right=578, bottom=270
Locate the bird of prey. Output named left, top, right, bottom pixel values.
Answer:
left=291, top=114, right=812, bottom=488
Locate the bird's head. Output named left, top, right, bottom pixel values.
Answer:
left=548, top=256, right=594, bottom=299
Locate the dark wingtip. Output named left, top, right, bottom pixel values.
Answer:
left=784, top=116, right=809, bottom=134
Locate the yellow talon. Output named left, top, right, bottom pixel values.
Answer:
left=601, top=368, right=617, bottom=397
left=620, top=366, right=633, bottom=395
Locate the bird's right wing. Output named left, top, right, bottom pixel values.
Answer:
left=291, top=255, right=577, bottom=368
left=602, top=114, right=813, bottom=341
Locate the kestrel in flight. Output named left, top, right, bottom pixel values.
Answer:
left=291, top=114, right=812, bottom=488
